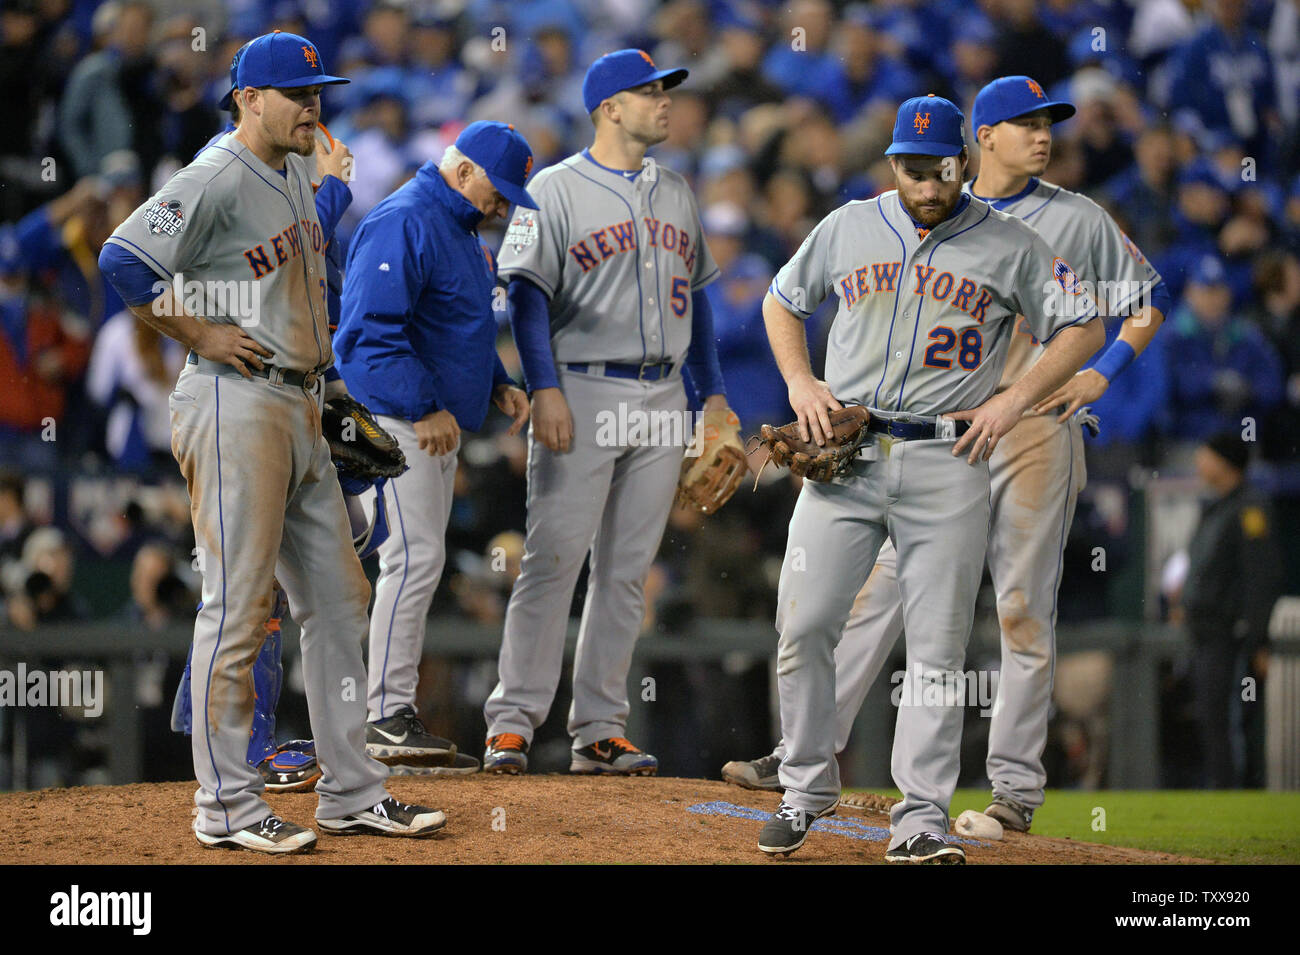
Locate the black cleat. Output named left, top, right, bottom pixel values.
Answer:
left=365, top=706, right=456, bottom=764
left=757, top=799, right=838, bottom=857
left=885, top=832, right=966, bottom=864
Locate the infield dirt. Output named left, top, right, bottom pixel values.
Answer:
left=0, top=775, right=1210, bottom=864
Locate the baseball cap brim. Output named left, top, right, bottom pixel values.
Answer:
left=605, top=66, right=688, bottom=102
left=983, top=100, right=1076, bottom=130
left=262, top=73, right=350, bottom=89
left=885, top=142, right=964, bottom=157
left=219, top=87, right=236, bottom=110
left=489, top=172, right=539, bottom=210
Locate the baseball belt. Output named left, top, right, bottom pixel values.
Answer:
left=864, top=413, right=972, bottom=441
left=564, top=360, right=675, bottom=382
left=187, top=351, right=321, bottom=390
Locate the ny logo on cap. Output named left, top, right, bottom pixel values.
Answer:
left=638, top=50, right=656, bottom=67
left=1026, top=78, right=1045, bottom=99
left=302, top=45, right=319, bottom=69
left=913, top=112, right=931, bottom=134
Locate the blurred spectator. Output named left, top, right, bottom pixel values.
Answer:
left=1162, top=159, right=1235, bottom=300
left=703, top=9, right=784, bottom=118
left=449, top=530, right=524, bottom=626
left=0, top=470, right=34, bottom=569
left=5, top=527, right=88, bottom=630
left=1068, top=69, right=1136, bottom=191
left=1251, top=250, right=1300, bottom=462
left=122, top=541, right=193, bottom=630
left=1164, top=0, right=1277, bottom=166
left=1103, top=123, right=1179, bottom=253
left=1163, top=255, right=1284, bottom=443
left=762, top=0, right=842, bottom=104
left=0, top=223, right=91, bottom=472
left=1170, top=432, right=1281, bottom=788
left=57, top=0, right=158, bottom=180
left=698, top=202, right=790, bottom=432
left=992, top=0, right=1070, bottom=90
left=12, top=163, right=142, bottom=330
left=84, top=307, right=186, bottom=473
left=406, top=14, right=480, bottom=130
left=824, top=7, right=918, bottom=124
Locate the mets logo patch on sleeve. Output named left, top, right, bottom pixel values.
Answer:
left=143, top=199, right=185, bottom=236
left=1053, top=256, right=1084, bottom=294
left=505, top=211, right=538, bottom=253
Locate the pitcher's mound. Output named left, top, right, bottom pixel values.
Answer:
left=0, top=776, right=1206, bottom=864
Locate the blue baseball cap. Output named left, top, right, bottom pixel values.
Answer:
left=972, top=75, right=1075, bottom=133
left=885, top=94, right=966, bottom=157
left=1189, top=254, right=1228, bottom=288
left=218, top=40, right=253, bottom=111
left=455, top=121, right=539, bottom=210
left=582, top=49, right=687, bottom=115
left=236, top=30, right=349, bottom=93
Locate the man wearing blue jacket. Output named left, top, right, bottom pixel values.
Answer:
left=334, top=121, right=532, bottom=773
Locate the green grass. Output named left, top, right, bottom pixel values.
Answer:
left=851, top=789, right=1300, bottom=864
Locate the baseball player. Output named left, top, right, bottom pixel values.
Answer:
left=168, top=39, right=364, bottom=795
left=333, top=121, right=533, bottom=774
left=482, top=49, right=729, bottom=775
left=753, top=94, right=1105, bottom=862
left=728, top=77, right=1171, bottom=841
left=98, top=31, right=443, bottom=853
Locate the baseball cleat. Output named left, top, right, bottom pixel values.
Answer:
left=365, top=706, right=457, bottom=764
left=257, top=744, right=322, bottom=793
left=387, top=752, right=481, bottom=776
left=984, top=796, right=1032, bottom=833
left=317, top=797, right=446, bottom=837
left=194, top=815, right=317, bottom=855
left=758, top=799, right=838, bottom=857
left=885, top=832, right=966, bottom=864
left=484, top=733, right=529, bottom=774
left=721, top=753, right=782, bottom=791
left=570, top=737, right=658, bottom=775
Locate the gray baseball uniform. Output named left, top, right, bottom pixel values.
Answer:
left=770, top=180, right=1163, bottom=818
left=104, top=132, right=389, bottom=836
left=769, top=190, right=1098, bottom=846
left=484, top=152, right=718, bottom=748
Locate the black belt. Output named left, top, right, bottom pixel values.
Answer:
left=564, top=360, right=674, bottom=382
left=866, top=415, right=971, bottom=441
left=187, top=351, right=320, bottom=389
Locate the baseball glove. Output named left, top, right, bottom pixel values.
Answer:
left=754, top=405, right=872, bottom=482
left=323, top=395, right=407, bottom=480
left=675, top=408, right=748, bottom=515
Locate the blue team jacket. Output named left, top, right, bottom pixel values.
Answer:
left=334, top=163, right=511, bottom=429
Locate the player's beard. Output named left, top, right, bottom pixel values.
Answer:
left=898, top=188, right=961, bottom=227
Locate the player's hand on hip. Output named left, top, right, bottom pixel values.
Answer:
left=787, top=374, right=842, bottom=446
left=315, top=135, right=352, bottom=184
left=531, top=387, right=573, bottom=453
left=194, top=323, right=274, bottom=379
left=493, top=383, right=531, bottom=436
left=1033, top=368, right=1108, bottom=421
left=414, top=409, right=460, bottom=456
left=948, top=391, right=1028, bottom=464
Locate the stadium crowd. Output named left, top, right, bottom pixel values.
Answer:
left=0, top=0, right=1297, bottom=789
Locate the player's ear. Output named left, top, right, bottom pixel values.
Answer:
left=976, top=124, right=994, bottom=152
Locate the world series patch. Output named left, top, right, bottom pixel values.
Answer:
left=144, top=199, right=185, bottom=236
left=505, top=211, right=538, bottom=253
